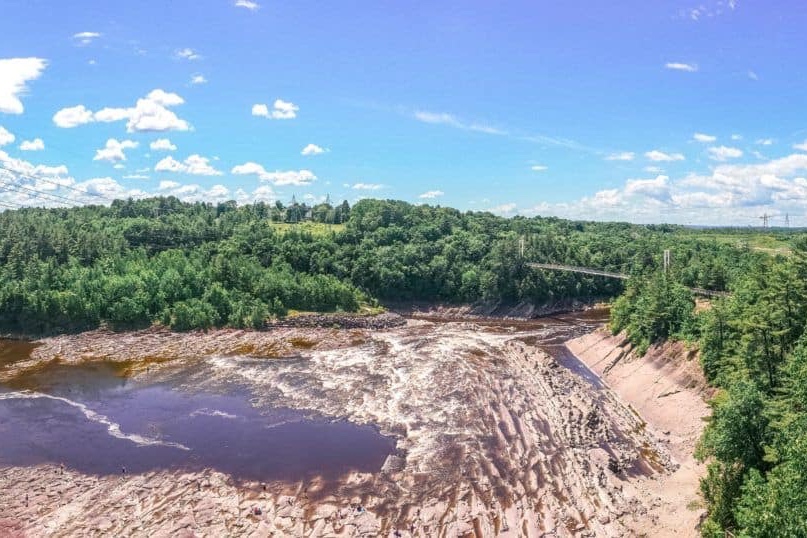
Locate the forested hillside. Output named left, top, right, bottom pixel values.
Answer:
left=0, top=196, right=753, bottom=335
left=612, top=239, right=807, bottom=536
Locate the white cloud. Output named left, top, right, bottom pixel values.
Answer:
left=93, top=138, right=138, bottom=163
left=232, top=162, right=316, bottom=186
left=645, top=150, right=685, bottom=162
left=693, top=133, right=716, bottom=143
left=19, top=138, right=44, bottom=151
left=644, top=166, right=664, bottom=174
left=150, top=138, right=176, bottom=151
left=190, top=74, right=207, bottom=85
left=665, top=62, right=698, bottom=72
left=748, top=70, right=759, bottom=81
left=531, top=165, right=548, bottom=171
left=54, top=89, right=190, bottom=132
left=53, top=105, right=94, bottom=128
left=0, top=126, right=14, bottom=146
left=155, top=154, right=222, bottom=176
left=418, top=190, right=444, bottom=199
left=0, top=57, right=47, bottom=114
left=731, top=134, right=743, bottom=141
left=235, top=0, right=260, bottom=9
left=794, top=141, right=807, bottom=152
left=252, top=99, right=299, bottom=120
left=72, top=32, right=101, bottom=46
left=414, top=110, right=506, bottom=135
left=175, top=48, right=201, bottom=61
left=123, top=174, right=149, bottom=180
left=158, top=180, right=180, bottom=190
left=605, top=152, right=635, bottom=161
left=301, top=143, right=326, bottom=156
left=487, top=203, right=517, bottom=215
left=352, top=183, right=383, bottom=190
left=756, top=138, right=774, bottom=146
left=708, top=145, right=743, bottom=161
left=624, top=175, right=671, bottom=201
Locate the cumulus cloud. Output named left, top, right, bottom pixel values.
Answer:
left=53, top=105, right=94, bottom=128
left=0, top=126, right=14, bottom=146
left=756, top=138, right=774, bottom=146
left=645, top=150, right=685, bottom=162
left=665, top=62, right=698, bottom=72
left=252, top=99, right=299, bottom=120
left=155, top=155, right=222, bottom=176
left=605, top=152, right=635, bottom=161
left=301, top=143, right=326, bottom=156
left=693, top=133, right=716, bottom=143
left=708, top=145, right=743, bottom=161
left=175, top=48, right=201, bottom=61
left=352, top=183, right=383, bottom=190
left=624, top=175, right=671, bottom=201
left=19, top=138, right=44, bottom=151
left=93, top=139, right=138, bottom=163
left=0, top=57, right=47, bottom=114
left=190, top=74, right=207, bottom=85
left=794, top=141, right=807, bottom=152
left=53, top=89, right=190, bottom=132
left=418, top=190, right=444, bottom=199
left=235, top=0, right=260, bottom=9
left=231, top=162, right=316, bottom=186
left=150, top=138, right=176, bottom=151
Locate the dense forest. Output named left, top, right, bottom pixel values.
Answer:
left=0, top=196, right=753, bottom=335
left=612, top=238, right=807, bottom=536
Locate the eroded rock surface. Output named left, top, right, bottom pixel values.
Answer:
left=0, top=319, right=695, bottom=537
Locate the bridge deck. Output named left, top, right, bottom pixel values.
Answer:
left=527, top=263, right=730, bottom=298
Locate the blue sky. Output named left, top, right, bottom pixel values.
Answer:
left=1, top=0, right=807, bottom=224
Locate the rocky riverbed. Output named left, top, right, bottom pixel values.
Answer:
left=0, top=311, right=704, bottom=537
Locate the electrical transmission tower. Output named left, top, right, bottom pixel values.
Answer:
left=758, top=213, right=771, bottom=228
left=663, top=249, right=671, bottom=273
left=785, top=213, right=790, bottom=228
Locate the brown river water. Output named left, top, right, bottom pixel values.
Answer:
left=0, top=310, right=607, bottom=484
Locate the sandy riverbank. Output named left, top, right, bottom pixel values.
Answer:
left=0, top=317, right=708, bottom=537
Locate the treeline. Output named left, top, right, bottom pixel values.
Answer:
left=611, top=241, right=807, bottom=535
left=0, top=197, right=751, bottom=334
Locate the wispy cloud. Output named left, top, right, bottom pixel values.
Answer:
left=352, top=183, right=383, bottom=190
left=414, top=111, right=506, bottom=135
left=235, top=0, right=260, bottom=10
left=665, top=62, right=698, bottom=72
left=605, top=152, right=635, bottom=161
left=72, top=32, right=101, bottom=46
left=645, top=150, right=685, bottom=162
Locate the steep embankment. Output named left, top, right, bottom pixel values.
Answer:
left=567, top=329, right=714, bottom=537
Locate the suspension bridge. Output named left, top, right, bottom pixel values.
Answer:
left=527, top=262, right=730, bottom=298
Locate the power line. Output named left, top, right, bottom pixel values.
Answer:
left=0, top=163, right=116, bottom=205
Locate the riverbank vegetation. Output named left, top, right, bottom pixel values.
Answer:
left=0, top=196, right=756, bottom=335
left=612, top=238, right=807, bottom=536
